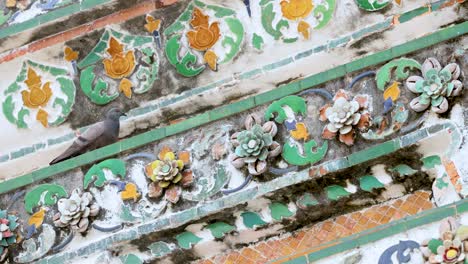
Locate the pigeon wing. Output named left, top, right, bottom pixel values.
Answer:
left=49, top=122, right=107, bottom=165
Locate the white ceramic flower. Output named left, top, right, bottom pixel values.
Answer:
left=53, top=189, right=99, bottom=233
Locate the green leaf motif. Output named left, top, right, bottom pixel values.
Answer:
left=241, top=212, right=267, bottom=229
left=80, top=66, right=118, bottom=105
left=376, top=58, right=421, bottom=91
left=24, top=184, right=68, bottom=214
left=355, top=0, right=390, bottom=11
left=359, top=175, right=384, bottom=192
left=421, top=155, right=442, bottom=169
left=326, top=185, right=350, bottom=200
left=83, top=159, right=126, bottom=189
left=186, top=166, right=229, bottom=201
left=261, top=3, right=290, bottom=41
left=269, top=202, right=294, bottom=221
left=0, top=10, right=12, bottom=26
left=282, top=140, right=328, bottom=166
left=205, top=222, right=235, bottom=238
left=252, top=33, right=264, bottom=51
left=435, top=176, right=449, bottom=189
left=428, top=239, right=443, bottom=254
left=391, top=164, right=417, bottom=176
left=265, top=96, right=307, bottom=123
left=175, top=232, right=202, bottom=249
left=313, top=0, right=336, bottom=29
left=165, top=36, right=205, bottom=77
left=221, top=17, right=244, bottom=63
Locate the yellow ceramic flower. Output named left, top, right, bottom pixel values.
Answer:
left=21, top=68, right=52, bottom=108
left=186, top=8, right=220, bottom=51
left=103, top=37, right=136, bottom=79
left=146, top=147, right=185, bottom=188
left=280, top=0, right=314, bottom=20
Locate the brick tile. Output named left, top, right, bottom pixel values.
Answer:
left=240, top=248, right=268, bottom=262
left=254, top=242, right=280, bottom=260
left=322, top=221, right=334, bottom=232
left=316, top=229, right=329, bottom=241
left=225, top=252, right=241, bottom=264
left=335, top=215, right=348, bottom=226
left=236, top=255, right=256, bottom=264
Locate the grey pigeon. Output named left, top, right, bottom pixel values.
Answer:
left=49, top=108, right=126, bottom=165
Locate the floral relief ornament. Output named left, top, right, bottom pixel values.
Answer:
left=0, top=210, right=18, bottom=261
left=145, top=147, right=193, bottom=204
left=103, top=37, right=136, bottom=98
left=230, top=114, right=282, bottom=175
left=53, top=189, right=100, bottom=233
left=420, top=218, right=468, bottom=264
left=406, top=58, right=463, bottom=114
left=320, top=89, right=372, bottom=146
left=21, top=67, right=52, bottom=127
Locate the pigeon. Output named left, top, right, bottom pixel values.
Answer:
left=49, top=108, right=126, bottom=165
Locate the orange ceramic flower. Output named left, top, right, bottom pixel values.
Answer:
left=186, top=8, right=220, bottom=51
left=103, top=37, right=136, bottom=79
left=280, top=0, right=314, bottom=20
left=21, top=68, right=52, bottom=108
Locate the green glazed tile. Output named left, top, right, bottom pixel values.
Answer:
left=398, top=6, right=430, bottom=24
left=148, top=241, right=173, bottom=257
left=359, top=175, right=384, bottom=192
left=39, top=4, right=80, bottom=24
left=209, top=98, right=255, bottom=121
left=0, top=18, right=39, bottom=39
left=269, top=202, right=294, bottom=221
left=296, top=193, right=319, bottom=209
left=404, top=206, right=456, bottom=230
left=241, top=211, right=267, bottom=229
left=254, top=82, right=301, bottom=106
left=391, top=164, right=418, bottom=176
left=0, top=155, right=8, bottom=162
left=205, top=222, right=235, bottom=238
left=263, top=57, right=294, bottom=71
left=175, top=231, right=202, bottom=249
left=345, top=49, right=393, bottom=73
left=283, top=256, right=308, bottom=264
left=326, top=185, right=351, bottom=201
left=421, top=155, right=442, bottom=169
left=347, top=140, right=399, bottom=166
left=120, top=254, right=143, bottom=264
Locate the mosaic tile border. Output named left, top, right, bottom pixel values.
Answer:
left=0, top=18, right=466, bottom=194
left=272, top=198, right=468, bottom=264
left=29, top=122, right=461, bottom=263
left=0, top=0, right=115, bottom=40
left=0, top=0, right=464, bottom=166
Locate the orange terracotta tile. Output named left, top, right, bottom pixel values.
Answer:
left=225, top=252, right=241, bottom=264
left=235, top=255, right=256, bottom=264
left=316, top=229, right=329, bottom=241
left=254, top=242, right=280, bottom=260
left=240, top=248, right=268, bottom=262
left=322, top=221, right=334, bottom=232
left=335, top=215, right=348, bottom=226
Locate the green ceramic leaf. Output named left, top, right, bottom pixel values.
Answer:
left=421, top=155, right=442, bottom=169
left=269, top=202, right=294, bottom=221
left=359, top=175, right=384, bottom=192
left=80, top=66, right=118, bottom=105
left=376, top=58, right=421, bottom=91
left=241, top=212, right=267, bottom=228
left=355, top=0, right=390, bottom=11
left=261, top=3, right=289, bottom=40
left=435, top=176, right=449, bottom=189
left=252, top=33, right=264, bottom=50
left=313, top=0, right=336, bottom=29
left=221, top=17, right=244, bottom=63
left=83, top=159, right=126, bottom=189
left=24, top=184, right=68, bottom=214
left=282, top=140, right=328, bottom=166
left=326, top=185, right=350, bottom=201
left=265, top=96, right=307, bottom=123
left=428, top=239, right=443, bottom=254
left=175, top=232, right=202, bottom=249
left=165, top=35, right=205, bottom=77
left=391, top=164, right=418, bottom=176
left=205, top=222, right=235, bottom=238
left=186, top=166, right=229, bottom=201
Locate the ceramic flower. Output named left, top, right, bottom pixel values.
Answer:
left=0, top=210, right=18, bottom=261
left=53, top=189, right=100, bottom=233
left=406, top=58, right=463, bottom=114
left=187, top=8, right=220, bottom=51
left=103, top=37, right=136, bottom=79
left=320, top=89, right=372, bottom=146
left=280, top=0, right=314, bottom=20
left=145, top=147, right=193, bottom=204
left=230, top=114, right=281, bottom=175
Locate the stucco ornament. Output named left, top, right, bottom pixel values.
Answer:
left=0, top=210, right=18, bottom=261
left=2, top=60, right=76, bottom=129
left=145, top=147, right=193, bottom=204
left=421, top=218, right=468, bottom=264
left=320, top=90, right=372, bottom=146
left=164, top=1, right=244, bottom=76
left=78, top=28, right=159, bottom=105
left=230, top=114, right=281, bottom=175
left=406, top=58, right=463, bottom=114
left=53, top=189, right=100, bottom=233
left=259, top=0, right=335, bottom=43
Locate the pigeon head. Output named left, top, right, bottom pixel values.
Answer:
left=106, top=108, right=126, bottom=121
